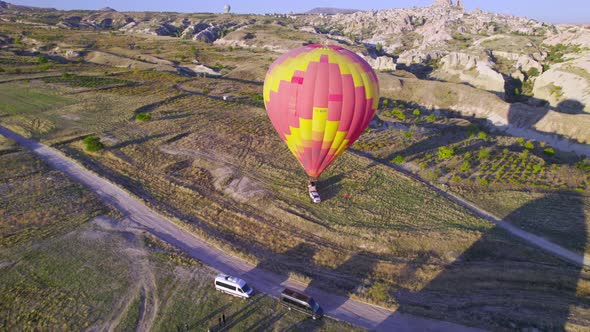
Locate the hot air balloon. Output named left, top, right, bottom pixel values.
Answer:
left=263, top=44, right=379, bottom=200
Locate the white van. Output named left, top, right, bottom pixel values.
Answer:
left=214, top=274, right=254, bottom=298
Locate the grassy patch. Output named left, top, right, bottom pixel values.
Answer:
left=0, top=84, right=72, bottom=115
left=0, top=149, right=109, bottom=248
left=42, top=74, right=128, bottom=88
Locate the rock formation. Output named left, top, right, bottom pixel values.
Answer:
left=533, top=61, right=590, bottom=113
left=436, top=52, right=506, bottom=93
left=362, top=54, right=396, bottom=71
left=433, top=0, right=453, bottom=7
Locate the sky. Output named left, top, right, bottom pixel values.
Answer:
left=8, top=0, right=590, bottom=24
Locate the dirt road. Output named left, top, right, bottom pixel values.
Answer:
left=350, top=150, right=590, bottom=268
left=0, top=126, right=480, bottom=331
left=390, top=159, right=590, bottom=267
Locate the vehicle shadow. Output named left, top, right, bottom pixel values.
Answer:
left=191, top=303, right=231, bottom=330
left=243, top=311, right=287, bottom=331
left=241, top=242, right=318, bottom=293
left=304, top=251, right=377, bottom=313
left=218, top=294, right=267, bottom=330
left=241, top=243, right=380, bottom=329
left=376, top=190, right=587, bottom=330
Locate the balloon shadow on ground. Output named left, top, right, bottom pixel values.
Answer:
left=304, top=251, right=377, bottom=313
left=317, top=173, right=345, bottom=201
left=241, top=242, right=379, bottom=330
left=376, top=190, right=587, bottom=331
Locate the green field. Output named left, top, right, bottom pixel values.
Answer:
left=0, top=84, right=72, bottom=115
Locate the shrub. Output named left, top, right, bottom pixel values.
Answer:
left=37, top=63, right=51, bottom=72
left=83, top=135, right=104, bottom=152
left=543, top=147, right=555, bottom=156
left=37, top=56, right=48, bottom=64
left=478, top=148, right=491, bottom=160
left=479, top=178, right=489, bottom=185
left=549, top=84, right=564, bottom=99
left=375, top=43, right=383, bottom=55
left=426, top=114, right=436, bottom=122
left=367, top=282, right=389, bottom=303
left=520, top=149, right=530, bottom=160
left=424, top=168, right=441, bottom=181
left=391, top=108, right=406, bottom=121
left=452, top=175, right=462, bottom=182
left=516, top=137, right=525, bottom=145
left=575, top=159, right=590, bottom=172
left=452, top=33, right=471, bottom=41
left=533, top=164, right=543, bottom=173
left=202, top=88, right=211, bottom=95
left=412, top=109, right=421, bottom=116
left=477, top=131, right=488, bottom=140
left=403, top=131, right=413, bottom=139
left=392, top=155, right=406, bottom=164
left=438, top=146, right=455, bottom=159
left=524, top=141, right=534, bottom=150
left=460, top=161, right=471, bottom=172
left=136, top=112, right=152, bottom=121
left=526, top=67, right=540, bottom=77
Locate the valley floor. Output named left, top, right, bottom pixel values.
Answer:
left=1, top=24, right=589, bottom=330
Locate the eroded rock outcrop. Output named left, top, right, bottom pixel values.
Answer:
left=397, top=50, right=447, bottom=65
left=362, top=55, right=396, bottom=71
left=436, top=52, right=506, bottom=93
left=533, top=58, right=590, bottom=113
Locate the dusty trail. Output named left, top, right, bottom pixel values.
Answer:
left=8, top=125, right=584, bottom=330
left=85, top=216, right=159, bottom=332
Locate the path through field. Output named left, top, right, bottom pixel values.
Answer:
left=3, top=125, right=586, bottom=330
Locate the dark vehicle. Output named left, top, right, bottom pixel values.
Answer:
left=279, top=288, right=323, bottom=320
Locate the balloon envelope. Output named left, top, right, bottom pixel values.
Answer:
left=263, top=44, right=379, bottom=178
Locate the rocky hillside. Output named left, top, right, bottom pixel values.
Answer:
left=298, top=0, right=590, bottom=115
left=305, top=8, right=360, bottom=15
left=0, top=0, right=589, bottom=143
